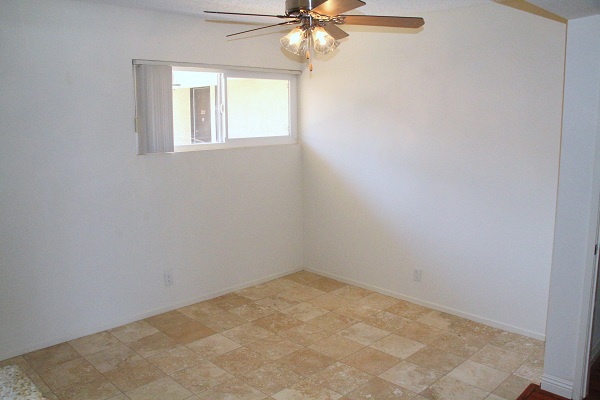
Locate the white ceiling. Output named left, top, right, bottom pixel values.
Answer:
left=75, top=0, right=600, bottom=20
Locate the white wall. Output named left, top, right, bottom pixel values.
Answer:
left=300, top=3, right=565, bottom=338
left=542, top=14, right=600, bottom=399
left=0, top=0, right=303, bottom=361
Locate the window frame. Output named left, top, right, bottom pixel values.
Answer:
left=133, top=60, right=300, bottom=153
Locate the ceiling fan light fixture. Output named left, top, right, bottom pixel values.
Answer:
left=311, top=26, right=339, bottom=54
left=280, top=26, right=307, bottom=55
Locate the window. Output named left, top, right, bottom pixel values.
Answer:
left=134, top=60, right=299, bottom=154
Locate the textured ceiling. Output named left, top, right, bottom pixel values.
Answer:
left=75, top=0, right=600, bottom=20
left=74, top=0, right=491, bottom=20
left=528, top=0, right=600, bottom=19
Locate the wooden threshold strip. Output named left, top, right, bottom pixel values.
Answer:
left=517, top=384, right=569, bottom=400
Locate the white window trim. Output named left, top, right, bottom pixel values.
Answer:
left=133, top=60, right=300, bottom=153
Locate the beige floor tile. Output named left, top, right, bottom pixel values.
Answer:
left=283, top=286, right=328, bottom=302
left=185, top=334, right=242, bottom=359
left=309, top=335, right=365, bottom=360
left=0, top=356, right=28, bottom=368
left=417, top=311, right=462, bottom=330
left=85, top=343, right=143, bottom=373
left=128, top=332, right=180, bottom=358
left=343, top=347, right=400, bottom=376
left=279, top=323, right=332, bottom=346
left=52, top=373, right=121, bottom=400
left=146, top=346, right=205, bottom=375
left=310, top=362, right=372, bottom=395
left=109, top=321, right=159, bottom=344
left=211, top=346, right=270, bottom=375
left=255, top=294, right=302, bottom=312
left=420, top=375, right=488, bottom=400
left=221, top=323, right=275, bottom=345
left=490, top=332, right=543, bottom=356
left=251, top=335, right=305, bottom=361
left=106, top=394, right=129, bottom=400
left=379, top=361, right=443, bottom=393
left=68, top=331, right=122, bottom=356
left=207, top=293, right=254, bottom=311
left=23, top=342, right=81, bottom=373
left=385, top=301, right=432, bottom=320
left=278, top=349, right=336, bottom=377
left=514, top=359, right=543, bottom=383
left=330, top=285, right=374, bottom=302
left=236, top=283, right=279, bottom=301
left=365, top=311, right=411, bottom=335
left=492, top=374, right=532, bottom=399
left=307, top=313, right=359, bottom=333
left=125, top=376, right=192, bottom=400
left=145, top=312, right=216, bottom=344
left=528, top=346, right=545, bottom=365
left=170, top=359, right=233, bottom=393
left=486, top=394, right=509, bottom=400
left=406, top=346, right=466, bottom=374
left=197, top=312, right=248, bottom=332
left=430, top=332, right=487, bottom=358
left=262, top=277, right=304, bottom=292
left=285, top=271, right=324, bottom=285
left=452, top=320, right=502, bottom=343
left=177, top=302, right=224, bottom=320
left=344, top=377, right=416, bottom=400
left=38, top=357, right=103, bottom=391
left=238, top=362, right=304, bottom=395
left=339, top=322, right=390, bottom=346
left=12, top=273, right=543, bottom=400
left=149, top=314, right=197, bottom=331
left=370, top=334, right=426, bottom=359
left=229, top=302, right=278, bottom=322
left=103, top=358, right=165, bottom=392
left=308, top=294, right=352, bottom=311
left=254, top=312, right=304, bottom=333
left=308, top=277, right=348, bottom=293
left=281, top=302, right=329, bottom=322
left=196, top=378, right=268, bottom=399
left=393, top=321, right=444, bottom=345
left=272, top=379, right=343, bottom=400
left=356, top=293, right=400, bottom=310
left=447, top=360, right=509, bottom=392
left=335, top=303, right=381, bottom=321
left=470, top=344, right=529, bottom=373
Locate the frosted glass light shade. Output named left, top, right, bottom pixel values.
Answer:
left=280, top=27, right=306, bottom=55
left=312, top=26, right=339, bottom=54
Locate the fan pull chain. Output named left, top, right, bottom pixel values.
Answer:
left=307, top=30, right=313, bottom=71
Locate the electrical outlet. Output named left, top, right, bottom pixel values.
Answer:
left=413, top=268, right=423, bottom=282
left=164, top=272, right=173, bottom=286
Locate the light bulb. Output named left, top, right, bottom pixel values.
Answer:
left=280, top=27, right=307, bottom=55
left=311, top=26, right=339, bottom=55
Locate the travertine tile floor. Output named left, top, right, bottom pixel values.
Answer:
left=0, top=270, right=544, bottom=400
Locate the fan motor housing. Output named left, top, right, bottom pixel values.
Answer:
left=285, top=0, right=322, bottom=15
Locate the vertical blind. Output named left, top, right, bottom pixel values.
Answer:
left=135, top=64, right=174, bottom=154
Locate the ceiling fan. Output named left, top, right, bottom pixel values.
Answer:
left=205, top=0, right=425, bottom=71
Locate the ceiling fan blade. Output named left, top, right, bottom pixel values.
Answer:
left=312, top=0, right=366, bottom=16
left=341, top=15, right=425, bottom=28
left=205, top=10, right=291, bottom=19
left=323, top=23, right=349, bottom=40
left=225, top=21, right=298, bottom=37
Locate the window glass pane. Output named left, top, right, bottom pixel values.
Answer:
left=227, top=78, right=289, bottom=139
left=172, top=69, right=220, bottom=145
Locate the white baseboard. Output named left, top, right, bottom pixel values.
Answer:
left=0, top=267, right=302, bottom=362
left=541, top=373, right=574, bottom=399
left=304, top=267, right=546, bottom=341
